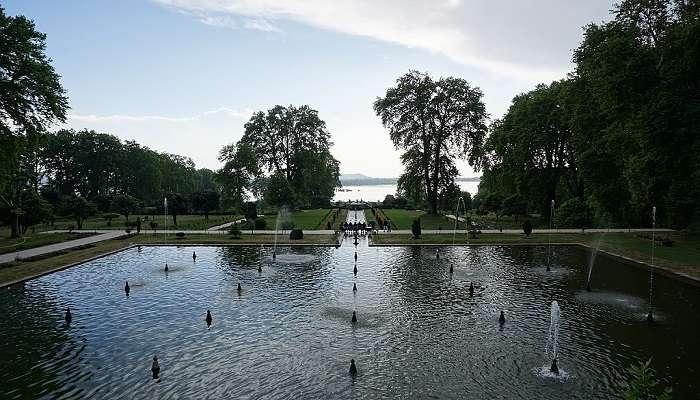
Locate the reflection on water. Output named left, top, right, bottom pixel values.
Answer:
left=0, top=245, right=698, bottom=399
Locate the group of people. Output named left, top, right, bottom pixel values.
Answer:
left=341, top=221, right=369, bottom=236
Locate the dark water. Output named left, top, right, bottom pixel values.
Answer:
left=1, top=243, right=698, bottom=399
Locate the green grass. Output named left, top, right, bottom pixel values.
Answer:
left=372, top=232, right=700, bottom=279
left=0, top=232, right=94, bottom=255
left=364, top=209, right=378, bottom=228
left=261, top=209, right=332, bottom=230
left=6, top=214, right=241, bottom=232
left=378, top=209, right=454, bottom=230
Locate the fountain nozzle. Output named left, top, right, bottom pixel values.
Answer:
left=647, top=310, right=654, bottom=323
left=550, top=358, right=559, bottom=374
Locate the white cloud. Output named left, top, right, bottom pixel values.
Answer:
left=152, top=0, right=613, bottom=82
left=68, top=107, right=252, bottom=123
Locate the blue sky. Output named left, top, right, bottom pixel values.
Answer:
left=4, top=0, right=614, bottom=176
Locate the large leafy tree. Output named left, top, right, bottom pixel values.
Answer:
left=374, top=71, right=488, bottom=214
left=0, top=7, right=68, bottom=237
left=220, top=105, right=340, bottom=208
left=481, top=80, right=580, bottom=219
left=190, top=190, right=220, bottom=221
left=216, top=141, right=260, bottom=211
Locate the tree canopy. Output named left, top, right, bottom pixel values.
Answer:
left=217, top=105, right=341, bottom=210
left=374, top=70, right=488, bottom=214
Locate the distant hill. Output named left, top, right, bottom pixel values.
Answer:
left=340, top=174, right=480, bottom=186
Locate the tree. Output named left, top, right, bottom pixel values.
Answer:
left=411, top=218, right=422, bottom=239
left=112, top=194, right=139, bottom=222
left=17, top=190, right=52, bottom=233
left=60, top=196, right=97, bottom=230
left=374, top=71, right=488, bottom=214
left=190, top=190, right=220, bottom=222
left=102, top=212, right=121, bottom=227
left=523, top=220, right=533, bottom=236
left=264, top=172, right=296, bottom=208
left=216, top=141, right=259, bottom=211
left=0, top=7, right=68, bottom=237
left=230, top=105, right=340, bottom=208
left=165, top=193, right=188, bottom=226
left=556, top=198, right=594, bottom=228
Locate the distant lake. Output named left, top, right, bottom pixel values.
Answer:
left=334, top=181, right=480, bottom=202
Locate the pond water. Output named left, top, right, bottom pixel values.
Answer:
left=1, top=243, right=698, bottom=399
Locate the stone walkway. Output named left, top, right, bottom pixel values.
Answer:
left=0, top=230, right=128, bottom=264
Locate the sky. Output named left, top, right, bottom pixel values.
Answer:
left=5, top=0, right=614, bottom=177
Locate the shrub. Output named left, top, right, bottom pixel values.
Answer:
left=411, top=219, right=421, bottom=239
left=289, top=229, right=304, bottom=240
left=254, top=218, right=267, bottom=230
left=618, top=358, right=672, bottom=400
left=555, top=198, right=594, bottom=228
left=523, top=220, right=533, bottom=236
left=229, top=223, right=242, bottom=239
left=175, top=232, right=185, bottom=239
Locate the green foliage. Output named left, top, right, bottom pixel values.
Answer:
left=17, top=190, right=52, bottom=233
left=220, top=105, right=340, bottom=209
left=229, top=223, right=242, bottom=239
left=289, top=229, right=304, bottom=240
left=374, top=70, right=488, bottom=214
left=165, top=193, right=188, bottom=226
left=411, top=218, right=422, bottom=239
left=478, top=0, right=700, bottom=229
left=264, top=172, right=296, bottom=208
left=59, top=196, right=97, bottom=229
left=523, top=220, right=533, bottom=236
left=112, top=194, right=140, bottom=221
left=149, top=220, right=158, bottom=233
left=619, top=358, right=672, bottom=400
left=556, top=198, right=594, bottom=228
left=190, top=190, right=220, bottom=220
left=254, top=217, right=267, bottom=230
left=102, top=212, right=121, bottom=227
left=0, top=7, right=67, bottom=238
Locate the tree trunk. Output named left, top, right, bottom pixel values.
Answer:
left=172, top=214, right=178, bottom=226
left=10, top=214, right=20, bottom=238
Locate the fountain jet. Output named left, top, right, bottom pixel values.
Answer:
left=545, top=301, right=561, bottom=375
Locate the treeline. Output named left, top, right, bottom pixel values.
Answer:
left=1, top=129, right=222, bottom=235
left=476, top=0, right=700, bottom=229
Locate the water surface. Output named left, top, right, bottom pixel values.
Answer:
left=1, top=243, right=697, bottom=399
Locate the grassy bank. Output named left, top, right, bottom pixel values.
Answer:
left=372, top=232, right=700, bottom=280
left=0, top=233, right=336, bottom=286
left=377, top=209, right=454, bottom=230
left=0, top=232, right=94, bottom=255
left=260, top=208, right=335, bottom=230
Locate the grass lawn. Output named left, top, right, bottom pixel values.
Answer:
left=0, top=232, right=336, bottom=286
left=6, top=214, right=240, bottom=233
left=261, top=209, right=333, bottom=230
left=378, top=209, right=454, bottom=230
left=372, top=232, right=700, bottom=280
left=0, top=232, right=94, bottom=255
left=364, top=209, right=378, bottom=228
